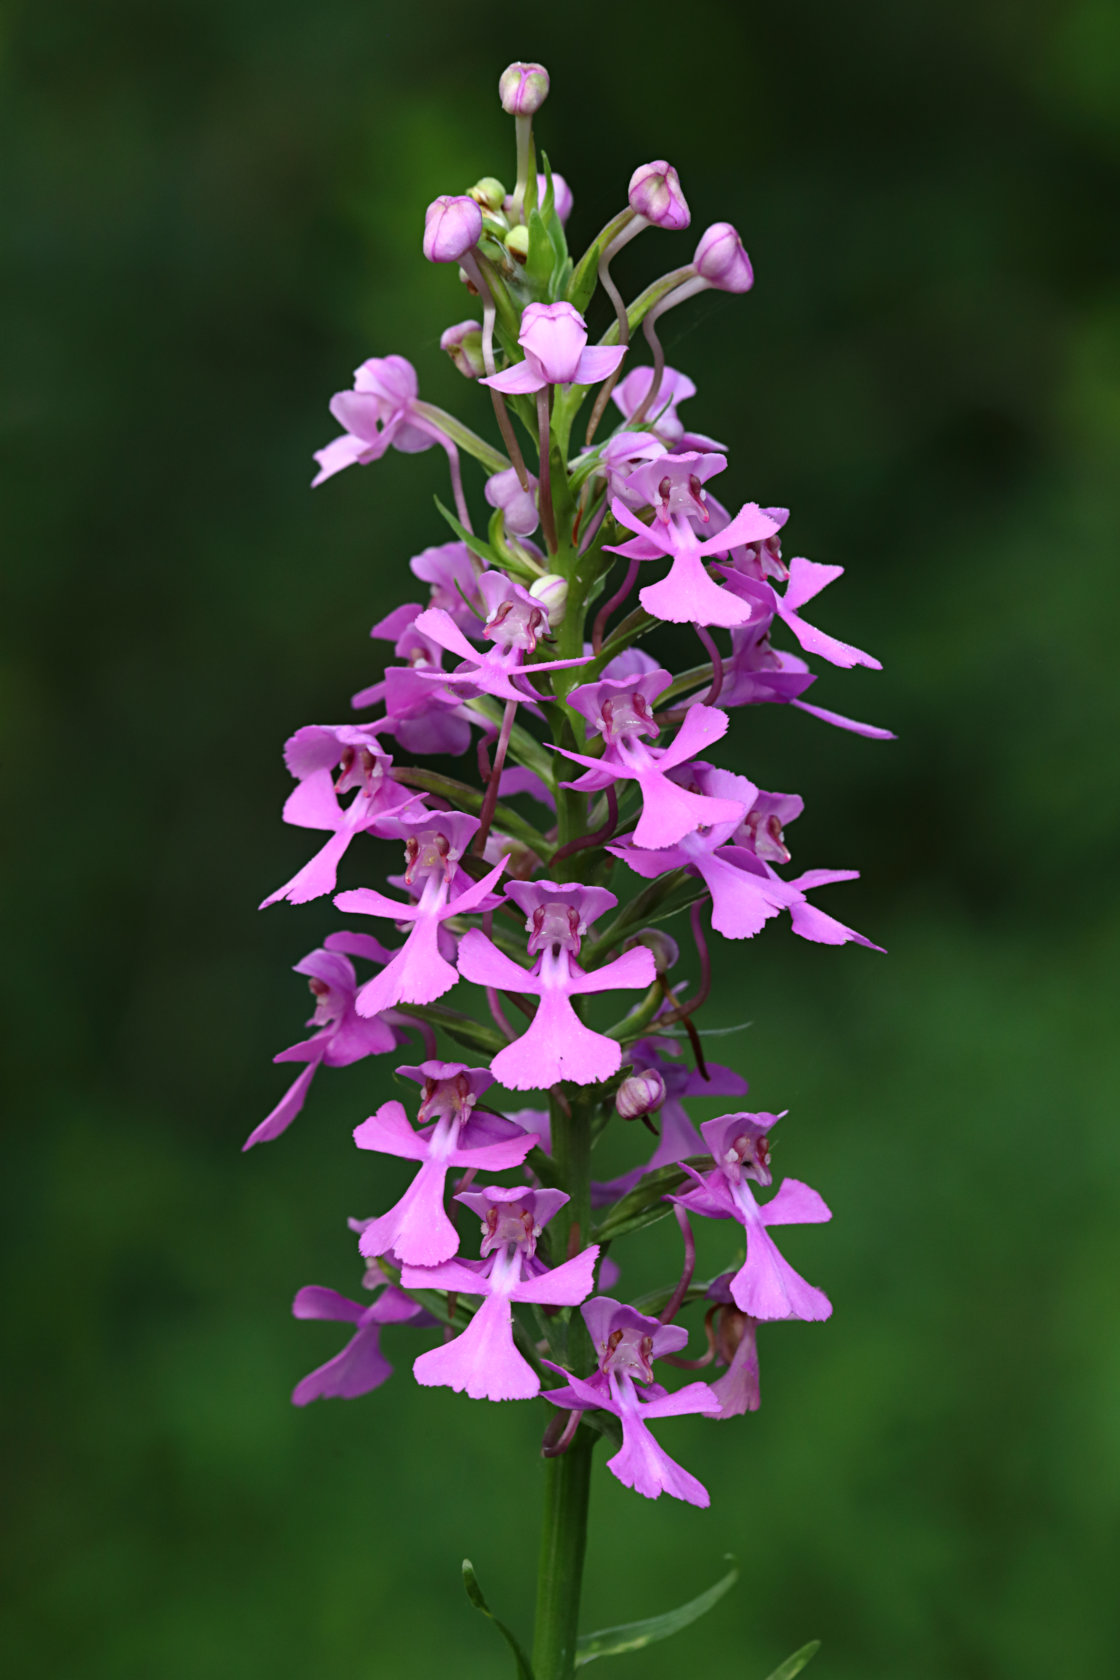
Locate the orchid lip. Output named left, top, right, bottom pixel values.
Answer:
left=403, top=830, right=453, bottom=885
left=528, top=901, right=583, bottom=956
left=418, top=1070, right=476, bottom=1124
left=599, top=692, right=659, bottom=742
left=480, top=1202, right=539, bottom=1257
left=601, top=1327, right=656, bottom=1384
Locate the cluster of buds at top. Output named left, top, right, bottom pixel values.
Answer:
left=254, top=58, right=890, bottom=1515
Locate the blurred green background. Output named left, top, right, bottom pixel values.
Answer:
left=4, top=1, right=1119, bottom=1675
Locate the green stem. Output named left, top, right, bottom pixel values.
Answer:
left=531, top=346, right=618, bottom=1680
left=596, top=265, right=694, bottom=346
left=532, top=1433, right=594, bottom=1680
left=533, top=1089, right=594, bottom=1680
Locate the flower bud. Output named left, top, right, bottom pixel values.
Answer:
left=616, top=1069, right=667, bottom=1120
left=485, top=466, right=540, bottom=537
left=529, top=573, right=568, bottom=627
left=483, top=831, right=541, bottom=880
left=440, top=320, right=486, bottom=380
left=693, top=221, right=754, bottom=293
left=499, top=61, right=550, bottom=116
left=623, top=927, right=679, bottom=974
left=628, top=161, right=691, bottom=231
left=423, top=195, right=483, bottom=264
left=468, top=176, right=507, bottom=212
left=504, top=224, right=531, bottom=265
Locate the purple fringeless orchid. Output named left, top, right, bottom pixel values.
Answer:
left=672, top=1113, right=833, bottom=1322
left=360, top=611, right=484, bottom=758
left=542, top=1299, right=721, bottom=1505
left=313, top=355, right=442, bottom=484
left=609, top=762, right=884, bottom=950
left=605, top=453, right=783, bottom=628
left=412, top=571, right=591, bottom=704
left=260, top=726, right=422, bottom=907
left=290, top=1281, right=431, bottom=1406
left=480, top=301, right=626, bottom=396
left=255, top=59, right=894, bottom=1664
left=457, top=882, right=656, bottom=1089
left=335, top=810, right=507, bottom=1016
left=705, top=1273, right=763, bottom=1419
left=552, top=671, right=746, bottom=850
left=353, top=1062, right=539, bottom=1266
left=244, top=934, right=405, bottom=1151
left=403, top=1187, right=599, bottom=1402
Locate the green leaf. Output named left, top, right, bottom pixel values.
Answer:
left=658, top=1020, right=754, bottom=1041
left=592, top=1162, right=688, bottom=1244
left=567, top=239, right=608, bottom=316
left=525, top=208, right=556, bottom=292
left=763, top=1640, right=822, bottom=1680
left=434, top=496, right=501, bottom=566
left=413, top=401, right=509, bottom=474
left=485, top=510, right=542, bottom=583
left=574, top=1562, right=738, bottom=1667
left=579, top=869, right=693, bottom=967
left=395, top=1003, right=504, bottom=1057
left=462, top=1560, right=536, bottom=1680
left=635, top=878, right=711, bottom=930
left=549, top=256, right=574, bottom=302
left=391, top=766, right=551, bottom=858
left=539, top=153, right=556, bottom=221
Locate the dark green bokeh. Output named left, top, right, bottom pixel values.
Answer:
left=4, top=2, right=1119, bottom=1674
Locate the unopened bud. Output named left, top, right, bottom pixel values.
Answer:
left=423, top=195, right=483, bottom=264
left=485, top=466, right=540, bottom=538
left=529, top=573, right=568, bottom=627
left=483, top=831, right=540, bottom=880
left=499, top=61, right=550, bottom=117
left=623, top=927, right=679, bottom=975
left=504, top=224, right=531, bottom=265
left=628, top=160, right=691, bottom=231
left=616, top=1069, right=667, bottom=1120
left=440, top=320, right=486, bottom=379
left=693, top=222, right=754, bottom=293
left=468, top=176, right=507, bottom=212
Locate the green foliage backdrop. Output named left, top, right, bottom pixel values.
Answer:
left=3, top=2, right=1119, bottom=1675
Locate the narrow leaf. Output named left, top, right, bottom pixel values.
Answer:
left=395, top=1003, right=504, bottom=1057
left=595, top=1199, right=675, bottom=1245
left=574, top=1562, right=738, bottom=1667
left=485, top=510, right=541, bottom=583
left=392, top=765, right=550, bottom=857
left=539, top=152, right=557, bottom=222
left=525, top=209, right=556, bottom=291
left=567, top=236, right=610, bottom=316
left=434, top=496, right=501, bottom=566
left=462, top=1560, right=536, bottom=1680
left=549, top=256, right=574, bottom=303
left=763, top=1640, right=821, bottom=1680
left=592, top=1163, right=688, bottom=1244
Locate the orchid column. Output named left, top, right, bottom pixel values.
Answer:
left=254, top=57, right=888, bottom=1680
